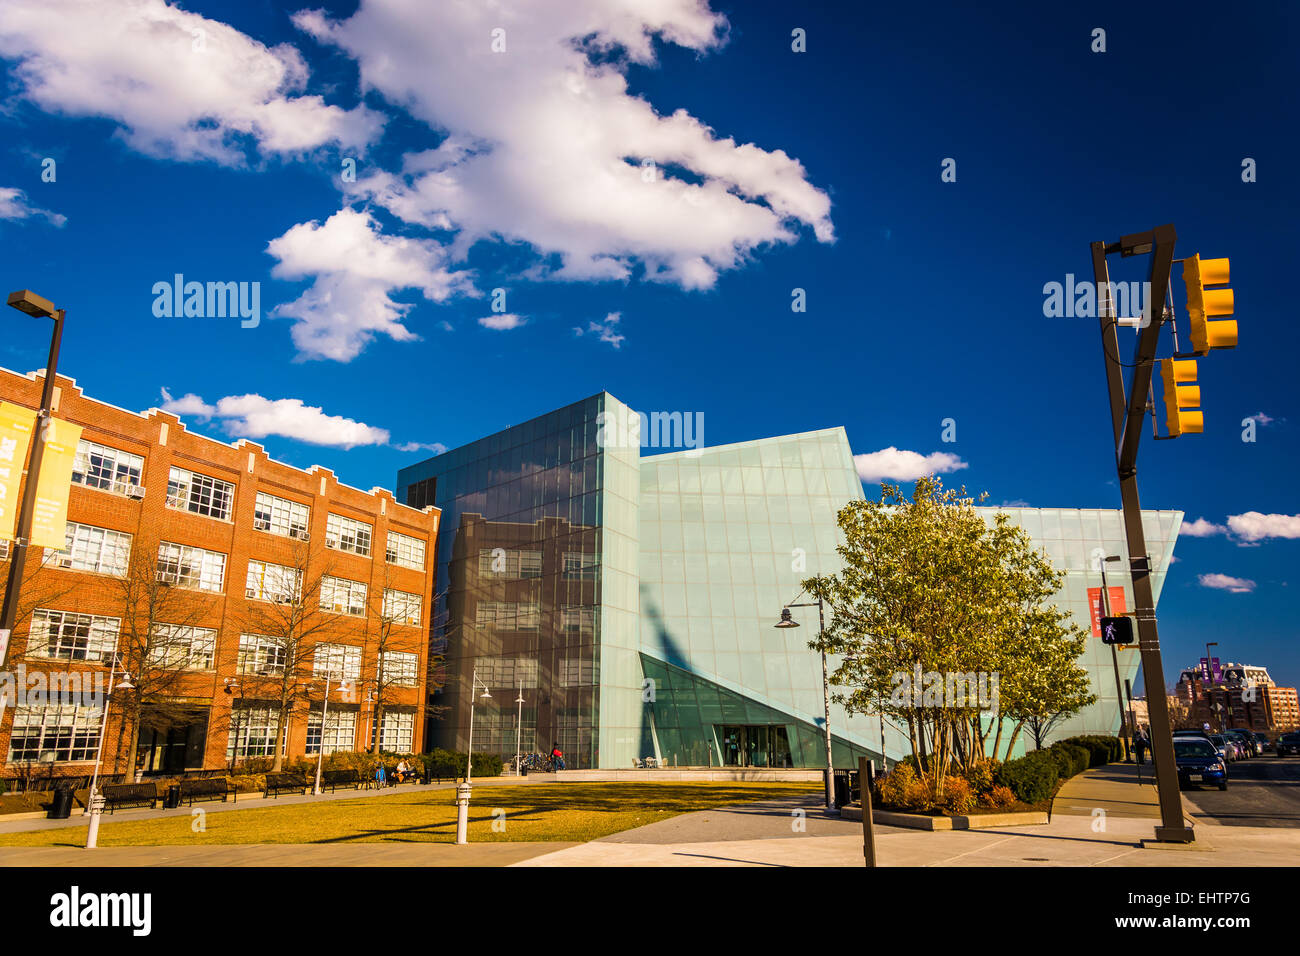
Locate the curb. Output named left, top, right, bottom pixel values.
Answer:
left=838, top=804, right=1049, bottom=829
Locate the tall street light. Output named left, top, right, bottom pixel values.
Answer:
left=312, top=673, right=334, bottom=796
left=86, top=653, right=134, bottom=849
left=1098, top=553, right=1133, bottom=761
left=456, top=669, right=492, bottom=845
left=1205, top=642, right=1219, bottom=730
left=0, top=290, right=65, bottom=668
left=514, top=682, right=526, bottom=776
left=775, top=596, right=834, bottom=810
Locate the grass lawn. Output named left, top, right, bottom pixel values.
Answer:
left=0, top=782, right=820, bottom=848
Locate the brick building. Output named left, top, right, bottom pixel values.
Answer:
left=0, top=368, right=439, bottom=783
left=1173, top=663, right=1300, bottom=734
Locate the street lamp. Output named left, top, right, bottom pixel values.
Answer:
left=1205, top=642, right=1219, bottom=730
left=456, top=669, right=492, bottom=845
left=1097, top=553, right=1133, bottom=761
left=775, top=595, right=834, bottom=810
left=312, top=673, right=334, bottom=796
left=86, top=654, right=134, bottom=849
left=514, top=682, right=526, bottom=776
left=0, top=290, right=66, bottom=668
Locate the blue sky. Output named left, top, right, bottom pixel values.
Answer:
left=1, top=1, right=1297, bottom=685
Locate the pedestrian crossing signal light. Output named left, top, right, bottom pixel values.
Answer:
left=1101, top=616, right=1134, bottom=645
left=1158, top=358, right=1202, bottom=437
left=1182, top=254, right=1236, bottom=355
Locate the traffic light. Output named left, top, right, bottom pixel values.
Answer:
left=1101, top=616, right=1134, bottom=645
left=1158, top=358, right=1202, bottom=437
left=1182, top=254, right=1236, bottom=355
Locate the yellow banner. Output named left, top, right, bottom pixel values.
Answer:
left=30, top=416, right=83, bottom=550
left=0, top=401, right=38, bottom=541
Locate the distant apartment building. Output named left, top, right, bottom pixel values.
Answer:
left=0, top=369, right=439, bottom=782
left=1174, top=663, right=1299, bottom=733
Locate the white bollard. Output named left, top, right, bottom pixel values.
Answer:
left=455, top=782, right=471, bottom=845
left=85, top=790, right=106, bottom=849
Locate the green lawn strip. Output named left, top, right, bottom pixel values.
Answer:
left=0, top=782, right=820, bottom=848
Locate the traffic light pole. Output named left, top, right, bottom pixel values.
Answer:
left=1090, top=224, right=1194, bottom=843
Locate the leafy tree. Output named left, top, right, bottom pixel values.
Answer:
left=805, top=477, right=1095, bottom=799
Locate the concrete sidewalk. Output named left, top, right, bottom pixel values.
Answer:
left=513, top=763, right=1300, bottom=867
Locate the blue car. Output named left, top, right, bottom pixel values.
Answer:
left=1174, top=737, right=1228, bottom=790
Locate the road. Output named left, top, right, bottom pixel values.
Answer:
left=1181, top=755, right=1300, bottom=828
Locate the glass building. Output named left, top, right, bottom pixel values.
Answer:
left=399, top=394, right=1180, bottom=769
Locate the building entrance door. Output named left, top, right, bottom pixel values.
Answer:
left=715, top=725, right=794, bottom=768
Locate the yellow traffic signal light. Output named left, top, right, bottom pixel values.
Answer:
left=1158, top=358, right=1203, bottom=437
left=1182, top=254, right=1236, bottom=355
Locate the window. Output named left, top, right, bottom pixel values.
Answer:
left=26, top=609, right=119, bottom=663
left=156, top=541, right=226, bottom=592
left=226, top=706, right=286, bottom=759
left=148, top=625, right=217, bottom=670
left=166, top=466, right=234, bottom=521
left=51, top=522, right=131, bottom=576
left=474, top=600, right=539, bottom=631
left=314, top=643, right=361, bottom=681
left=237, top=633, right=287, bottom=676
left=558, top=657, right=596, bottom=688
left=477, top=548, right=543, bottom=578
left=563, top=551, right=599, bottom=579
left=306, top=709, right=357, bottom=755
left=382, top=589, right=423, bottom=626
left=476, top=656, right=539, bottom=688
left=325, top=513, right=372, bottom=557
left=7, top=704, right=102, bottom=762
left=245, top=560, right=302, bottom=603
left=320, top=576, right=367, bottom=616
left=253, top=492, right=310, bottom=540
left=561, top=606, right=595, bottom=636
left=380, top=651, right=419, bottom=686
left=386, top=531, right=426, bottom=570
left=379, top=711, right=414, bottom=752
left=71, top=439, right=144, bottom=495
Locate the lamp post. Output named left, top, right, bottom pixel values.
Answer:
left=1098, top=553, right=1133, bottom=761
left=312, top=673, right=333, bottom=796
left=514, top=682, right=525, bottom=776
left=456, top=669, right=491, bottom=845
left=775, top=597, right=834, bottom=810
left=223, top=678, right=242, bottom=772
left=86, top=653, right=134, bottom=849
left=0, top=290, right=65, bottom=669
left=1205, top=642, right=1219, bottom=730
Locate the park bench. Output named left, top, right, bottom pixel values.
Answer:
left=102, top=782, right=158, bottom=814
left=264, top=773, right=308, bottom=798
left=179, top=777, right=233, bottom=806
left=320, top=769, right=360, bottom=792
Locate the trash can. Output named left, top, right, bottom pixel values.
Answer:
left=163, top=784, right=182, bottom=809
left=832, top=772, right=851, bottom=809
left=48, top=787, right=74, bottom=819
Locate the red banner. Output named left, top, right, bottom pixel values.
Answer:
left=1087, top=586, right=1127, bottom=638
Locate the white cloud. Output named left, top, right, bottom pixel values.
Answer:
left=1226, top=512, right=1300, bottom=543
left=1181, top=517, right=1228, bottom=538
left=1244, top=412, right=1275, bottom=426
left=158, top=387, right=216, bottom=419
left=394, top=441, right=447, bottom=455
left=478, top=313, right=527, bottom=331
left=298, top=0, right=833, bottom=290
left=0, top=186, right=65, bottom=226
left=267, top=208, right=475, bottom=361
left=0, top=0, right=383, bottom=165
left=1197, top=573, right=1256, bottom=594
left=853, top=448, right=969, bottom=483
left=162, top=388, right=388, bottom=448
left=573, top=311, right=625, bottom=348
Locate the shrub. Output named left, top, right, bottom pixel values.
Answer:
left=994, top=751, right=1059, bottom=804
left=941, top=776, right=976, bottom=814
left=1048, top=742, right=1090, bottom=778
left=958, top=759, right=996, bottom=795
left=878, top=762, right=916, bottom=807
left=901, top=775, right=936, bottom=812
left=0, top=779, right=6, bottom=796
left=981, top=784, right=1018, bottom=809
left=1061, top=735, right=1116, bottom=768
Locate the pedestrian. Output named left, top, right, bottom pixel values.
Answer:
left=374, top=761, right=386, bottom=788
left=550, top=742, right=565, bottom=772
left=1134, top=727, right=1148, bottom=765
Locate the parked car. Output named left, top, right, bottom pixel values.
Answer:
left=1207, top=734, right=1235, bottom=762
left=1277, top=733, right=1300, bottom=756
left=1173, top=729, right=1213, bottom=742
left=1255, top=732, right=1272, bottom=753
left=1174, top=737, right=1228, bottom=790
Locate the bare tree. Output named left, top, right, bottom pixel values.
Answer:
left=364, top=570, right=447, bottom=754
left=108, top=538, right=220, bottom=778
left=235, top=541, right=352, bottom=772
left=0, top=546, right=78, bottom=669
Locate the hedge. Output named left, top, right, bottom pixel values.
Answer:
left=1060, top=735, right=1122, bottom=767
left=1048, top=742, right=1090, bottom=778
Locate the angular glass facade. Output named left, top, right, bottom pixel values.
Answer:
left=400, top=394, right=1181, bottom=768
